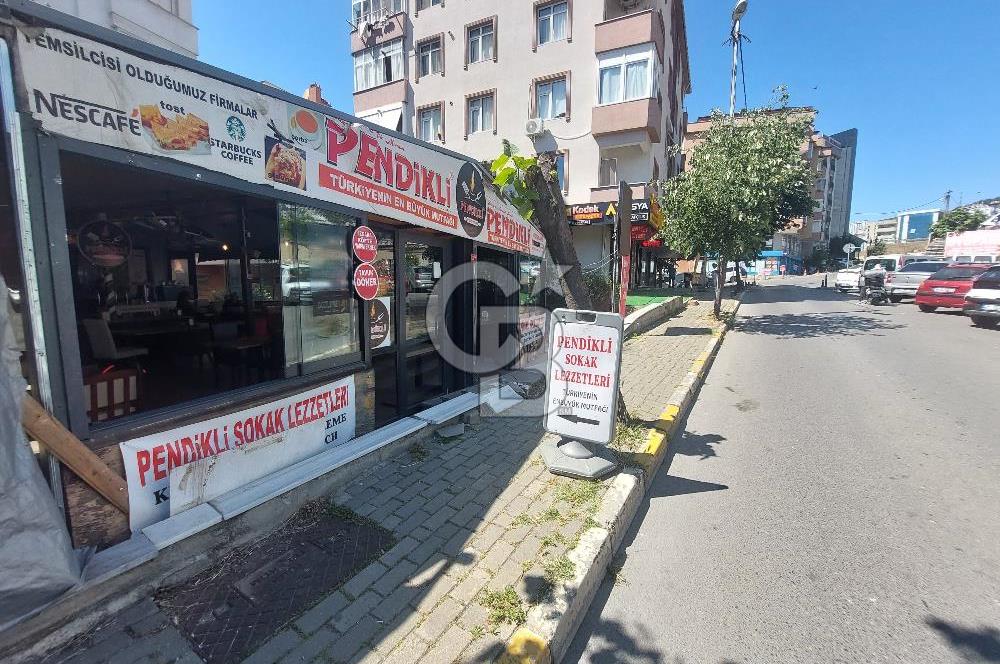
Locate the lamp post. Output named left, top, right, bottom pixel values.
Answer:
left=729, top=0, right=748, bottom=116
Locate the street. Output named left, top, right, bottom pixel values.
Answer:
left=568, top=277, right=1000, bottom=663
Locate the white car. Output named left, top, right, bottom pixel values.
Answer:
left=835, top=266, right=862, bottom=292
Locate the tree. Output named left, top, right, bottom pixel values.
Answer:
left=866, top=238, right=887, bottom=256
left=656, top=90, right=815, bottom=317
left=930, top=208, right=987, bottom=238
left=490, top=142, right=592, bottom=309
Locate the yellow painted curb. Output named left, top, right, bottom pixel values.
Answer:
left=500, top=627, right=552, bottom=664
left=653, top=404, right=680, bottom=434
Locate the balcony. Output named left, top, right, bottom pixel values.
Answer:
left=592, top=96, right=662, bottom=143
left=353, top=79, right=408, bottom=113
left=351, top=12, right=408, bottom=53
left=590, top=182, right=648, bottom=204
left=595, top=8, right=664, bottom=61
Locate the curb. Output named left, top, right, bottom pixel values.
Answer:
left=501, top=293, right=745, bottom=664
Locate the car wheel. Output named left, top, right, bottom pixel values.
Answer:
left=918, top=304, right=936, bottom=313
left=889, top=294, right=903, bottom=303
left=971, top=316, right=999, bottom=329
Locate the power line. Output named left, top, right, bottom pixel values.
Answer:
left=852, top=194, right=947, bottom=220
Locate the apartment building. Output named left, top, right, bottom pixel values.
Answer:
left=32, top=0, right=198, bottom=57
left=684, top=109, right=857, bottom=264
left=349, top=0, right=691, bottom=271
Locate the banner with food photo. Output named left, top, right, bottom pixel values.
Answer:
left=15, top=26, right=544, bottom=256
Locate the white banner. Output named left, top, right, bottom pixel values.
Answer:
left=120, top=375, right=355, bottom=531
left=14, top=27, right=545, bottom=257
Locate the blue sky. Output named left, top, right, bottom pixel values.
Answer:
left=195, top=1, right=999, bottom=225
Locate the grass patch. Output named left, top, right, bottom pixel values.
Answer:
left=555, top=481, right=601, bottom=509
left=511, top=513, right=535, bottom=528
left=540, top=507, right=562, bottom=523
left=521, top=559, right=535, bottom=573
left=583, top=516, right=601, bottom=530
left=470, top=624, right=485, bottom=639
left=540, top=532, right=567, bottom=550
left=613, top=419, right=648, bottom=452
left=408, top=442, right=429, bottom=461
left=479, top=586, right=527, bottom=627
left=542, top=556, right=575, bottom=585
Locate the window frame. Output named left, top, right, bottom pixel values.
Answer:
left=554, top=150, right=568, bottom=194
left=417, top=102, right=445, bottom=143
left=465, top=90, right=497, bottom=138
left=532, top=72, right=570, bottom=121
left=598, top=155, right=618, bottom=187
left=415, top=34, right=444, bottom=80
left=353, top=38, right=404, bottom=92
left=534, top=0, right=571, bottom=50
left=597, top=43, right=658, bottom=106
left=465, top=17, right=497, bottom=67
left=414, top=0, right=441, bottom=15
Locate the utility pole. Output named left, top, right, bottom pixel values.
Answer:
left=944, top=190, right=952, bottom=212
left=729, top=1, right=748, bottom=115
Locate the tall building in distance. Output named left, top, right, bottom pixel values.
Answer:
left=684, top=109, right=858, bottom=266
left=349, top=0, right=691, bottom=270
left=34, top=0, right=198, bottom=57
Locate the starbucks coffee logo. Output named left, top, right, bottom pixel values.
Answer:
left=456, top=162, right=486, bottom=238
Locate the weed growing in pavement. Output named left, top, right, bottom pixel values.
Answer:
left=607, top=559, right=628, bottom=586
left=470, top=624, right=485, bottom=639
left=521, top=559, right=535, bottom=573
left=540, top=507, right=562, bottom=523
left=584, top=516, right=601, bottom=530
left=408, top=443, right=429, bottom=461
left=511, top=513, right=535, bottom=528
left=543, top=556, right=575, bottom=584
left=479, top=586, right=527, bottom=627
left=540, top=532, right=567, bottom=550
left=555, top=481, right=601, bottom=509
left=612, top=418, right=648, bottom=452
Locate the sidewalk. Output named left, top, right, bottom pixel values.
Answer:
left=34, top=294, right=738, bottom=664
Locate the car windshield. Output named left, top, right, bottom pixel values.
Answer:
left=976, top=267, right=1000, bottom=282
left=930, top=266, right=988, bottom=281
left=899, top=261, right=948, bottom=273
left=864, top=259, right=896, bottom=271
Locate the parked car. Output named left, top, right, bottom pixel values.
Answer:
left=963, top=265, right=1000, bottom=328
left=856, top=254, right=931, bottom=289
left=885, top=260, right=950, bottom=302
left=914, top=263, right=993, bottom=312
left=835, top=265, right=862, bottom=292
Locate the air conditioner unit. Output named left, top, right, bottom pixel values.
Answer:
left=524, top=118, right=545, bottom=138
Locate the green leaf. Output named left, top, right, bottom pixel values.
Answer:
left=490, top=154, right=511, bottom=173
left=512, top=155, right=535, bottom=171
left=493, top=167, right=515, bottom=188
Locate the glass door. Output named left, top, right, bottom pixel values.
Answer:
left=369, top=227, right=398, bottom=425
left=401, top=235, right=450, bottom=411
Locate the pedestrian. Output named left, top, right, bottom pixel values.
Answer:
left=667, top=261, right=677, bottom=288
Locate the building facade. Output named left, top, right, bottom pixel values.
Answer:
left=855, top=209, right=940, bottom=245
left=34, top=0, right=198, bottom=56
left=683, top=109, right=857, bottom=265
left=349, top=0, right=691, bottom=272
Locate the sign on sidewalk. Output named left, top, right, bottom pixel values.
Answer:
left=542, top=309, right=624, bottom=445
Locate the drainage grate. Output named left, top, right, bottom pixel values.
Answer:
left=156, top=502, right=394, bottom=664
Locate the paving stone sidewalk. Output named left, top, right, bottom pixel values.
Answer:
left=32, top=294, right=738, bottom=664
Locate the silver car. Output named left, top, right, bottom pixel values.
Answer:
left=886, top=260, right=950, bottom=302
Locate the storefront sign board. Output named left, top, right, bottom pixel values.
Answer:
left=120, top=375, right=355, bottom=531
left=14, top=27, right=545, bottom=257
left=542, top=309, right=623, bottom=445
left=353, top=263, right=380, bottom=300
left=566, top=202, right=616, bottom=225
left=352, top=226, right=378, bottom=263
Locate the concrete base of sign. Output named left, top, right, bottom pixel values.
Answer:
left=540, top=437, right=619, bottom=480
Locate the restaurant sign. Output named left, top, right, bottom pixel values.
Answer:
left=120, top=375, right=355, bottom=531
left=15, top=27, right=544, bottom=257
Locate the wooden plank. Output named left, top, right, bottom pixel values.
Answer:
left=21, top=395, right=129, bottom=514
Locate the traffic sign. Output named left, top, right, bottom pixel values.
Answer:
left=353, top=263, right=380, bottom=300
left=542, top=309, right=623, bottom=445
left=842, top=243, right=857, bottom=255
left=352, top=226, right=378, bottom=263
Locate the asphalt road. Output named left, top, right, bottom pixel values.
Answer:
left=567, top=276, right=1000, bottom=664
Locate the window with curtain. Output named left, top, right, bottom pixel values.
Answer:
left=467, top=94, right=494, bottom=134
left=353, top=0, right=406, bottom=23
left=418, top=38, right=442, bottom=76
left=467, top=22, right=494, bottom=63
left=418, top=106, right=442, bottom=142
left=537, top=2, right=568, bottom=45
left=535, top=77, right=566, bottom=119
left=596, top=44, right=657, bottom=104
left=599, top=157, right=617, bottom=187
left=353, top=39, right=404, bottom=92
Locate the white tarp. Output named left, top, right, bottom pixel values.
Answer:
left=0, top=276, right=79, bottom=629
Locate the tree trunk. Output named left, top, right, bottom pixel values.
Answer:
left=526, top=152, right=593, bottom=310
left=714, top=257, right=726, bottom=319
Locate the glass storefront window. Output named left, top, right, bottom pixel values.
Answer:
left=280, top=204, right=360, bottom=371
left=405, top=241, right=443, bottom=340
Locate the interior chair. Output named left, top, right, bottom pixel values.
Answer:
left=82, top=319, right=148, bottom=363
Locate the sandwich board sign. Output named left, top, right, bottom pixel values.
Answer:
left=542, top=309, right=624, bottom=445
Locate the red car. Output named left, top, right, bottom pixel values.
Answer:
left=915, top=263, right=993, bottom=312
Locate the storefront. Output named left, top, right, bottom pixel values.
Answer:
left=0, top=2, right=544, bottom=547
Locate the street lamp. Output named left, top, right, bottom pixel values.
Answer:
left=729, top=0, right=748, bottom=116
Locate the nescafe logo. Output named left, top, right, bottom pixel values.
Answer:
left=456, top=162, right=486, bottom=238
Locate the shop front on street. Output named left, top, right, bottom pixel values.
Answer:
left=0, top=1, right=544, bottom=548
